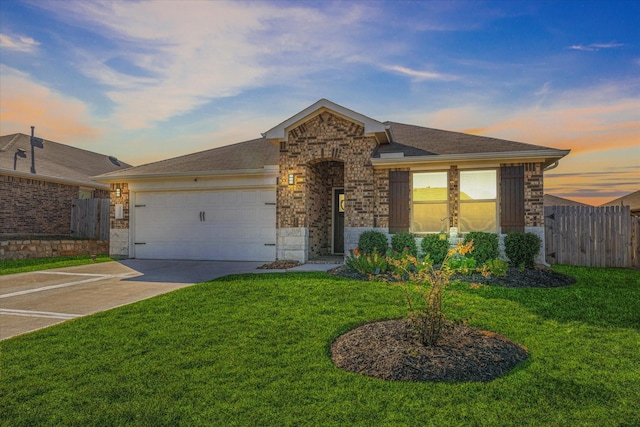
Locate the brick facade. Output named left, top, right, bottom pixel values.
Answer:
left=523, top=162, right=544, bottom=227
left=110, top=182, right=130, bottom=229
left=0, top=174, right=108, bottom=236
left=277, top=112, right=378, bottom=260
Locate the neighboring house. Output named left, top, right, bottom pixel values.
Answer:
left=94, top=99, right=570, bottom=263
left=601, top=190, right=640, bottom=216
left=543, top=194, right=589, bottom=207
left=0, top=132, right=132, bottom=236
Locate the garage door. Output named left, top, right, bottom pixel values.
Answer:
left=133, top=189, right=276, bottom=261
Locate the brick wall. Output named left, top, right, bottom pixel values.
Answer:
left=1, top=174, right=79, bottom=235
left=110, top=182, right=130, bottom=229
left=523, top=162, right=544, bottom=227
left=277, top=112, right=378, bottom=232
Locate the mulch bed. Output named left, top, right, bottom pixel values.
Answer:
left=329, top=265, right=576, bottom=288
left=328, top=265, right=574, bottom=382
left=258, top=260, right=301, bottom=269
left=331, top=319, right=529, bottom=382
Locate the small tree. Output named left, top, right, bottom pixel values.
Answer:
left=388, top=241, right=490, bottom=346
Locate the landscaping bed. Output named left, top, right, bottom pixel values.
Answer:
left=329, top=264, right=576, bottom=288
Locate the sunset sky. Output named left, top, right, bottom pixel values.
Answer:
left=1, top=0, right=638, bottom=206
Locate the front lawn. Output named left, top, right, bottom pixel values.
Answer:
left=1, top=266, right=638, bottom=426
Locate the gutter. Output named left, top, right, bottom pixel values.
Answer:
left=1, top=168, right=109, bottom=190
left=370, top=149, right=571, bottom=168
left=92, top=166, right=280, bottom=183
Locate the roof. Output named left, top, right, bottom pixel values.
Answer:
left=543, top=194, right=589, bottom=207
left=95, top=137, right=279, bottom=180
left=601, top=190, right=640, bottom=213
left=373, top=122, right=569, bottom=167
left=94, top=100, right=570, bottom=180
left=0, top=133, right=132, bottom=188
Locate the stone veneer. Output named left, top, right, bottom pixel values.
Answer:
left=0, top=238, right=109, bottom=260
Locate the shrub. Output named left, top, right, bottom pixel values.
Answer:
left=346, top=247, right=388, bottom=275
left=388, top=241, right=492, bottom=346
left=391, top=231, right=418, bottom=256
left=462, top=232, right=499, bottom=265
left=504, top=232, right=541, bottom=268
left=485, top=258, right=508, bottom=277
left=445, top=255, right=477, bottom=276
left=420, top=234, right=449, bottom=265
left=357, top=230, right=388, bottom=255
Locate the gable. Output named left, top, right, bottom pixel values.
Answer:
left=263, top=99, right=390, bottom=144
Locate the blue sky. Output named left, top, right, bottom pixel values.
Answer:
left=1, top=0, right=638, bottom=205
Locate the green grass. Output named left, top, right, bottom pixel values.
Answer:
left=1, top=266, right=639, bottom=426
left=0, top=255, right=113, bottom=275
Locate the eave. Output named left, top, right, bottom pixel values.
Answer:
left=370, top=149, right=571, bottom=169
left=92, top=165, right=280, bottom=184
left=2, top=168, right=109, bottom=190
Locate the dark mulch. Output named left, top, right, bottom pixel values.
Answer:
left=328, top=265, right=576, bottom=288
left=258, top=260, right=301, bottom=269
left=327, top=264, right=572, bottom=382
left=331, top=319, right=529, bottom=382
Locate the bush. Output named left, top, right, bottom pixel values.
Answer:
left=462, top=232, right=499, bottom=265
left=357, top=230, right=388, bottom=255
left=391, top=231, right=418, bottom=257
left=445, top=255, right=477, bottom=276
left=420, top=234, right=449, bottom=265
left=346, top=248, right=388, bottom=275
left=485, top=258, right=508, bottom=277
left=504, top=232, right=541, bottom=268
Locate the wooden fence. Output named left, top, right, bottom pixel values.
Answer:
left=70, top=198, right=110, bottom=240
left=544, top=205, right=640, bottom=268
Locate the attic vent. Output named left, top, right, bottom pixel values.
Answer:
left=108, top=156, right=121, bottom=166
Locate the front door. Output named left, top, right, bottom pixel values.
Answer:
left=333, top=189, right=345, bottom=254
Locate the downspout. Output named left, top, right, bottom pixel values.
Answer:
left=544, top=161, right=559, bottom=171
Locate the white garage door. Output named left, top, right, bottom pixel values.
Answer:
left=133, top=189, right=276, bottom=261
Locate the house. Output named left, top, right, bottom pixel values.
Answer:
left=601, top=190, right=640, bottom=216
left=94, top=99, right=570, bottom=263
left=543, top=194, right=589, bottom=207
left=0, top=132, right=131, bottom=237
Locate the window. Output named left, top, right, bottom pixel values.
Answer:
left=78, top=188, right=94, bottom=199
left=412, top=172, right=448, bottom=233
left=459, top=170, right=497, bottom=233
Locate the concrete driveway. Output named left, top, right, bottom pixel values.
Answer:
left=1, top=259, right=338, bottom=340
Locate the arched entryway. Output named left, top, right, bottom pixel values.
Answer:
left=306, top=160, right=344, bottom=258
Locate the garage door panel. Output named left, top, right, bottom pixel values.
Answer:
left=134, top=189, right=276, bottom=261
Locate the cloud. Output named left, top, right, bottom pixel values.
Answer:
left=381, top=65, right=458, bottom=81
left=29, top=0, right=383, bottom=129
left=0, top=65, right=100, bottom=141
left=0, top=33, right=40, bottom=52
left=568, top=42, right=624, bottom=51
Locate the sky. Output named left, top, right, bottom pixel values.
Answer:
left=1, top=0, right=638, bottom=206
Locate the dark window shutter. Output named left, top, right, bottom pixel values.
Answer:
left=500, top=166, right=525, bottom=233
left=389, top=171, right=409, bottom=233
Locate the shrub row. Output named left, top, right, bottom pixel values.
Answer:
left=353, top=230, right=541, bottom=268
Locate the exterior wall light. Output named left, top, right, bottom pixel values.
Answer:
left=288, top=173, right=295, bottom=185
left=116, top=188, right=122, bottom=197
